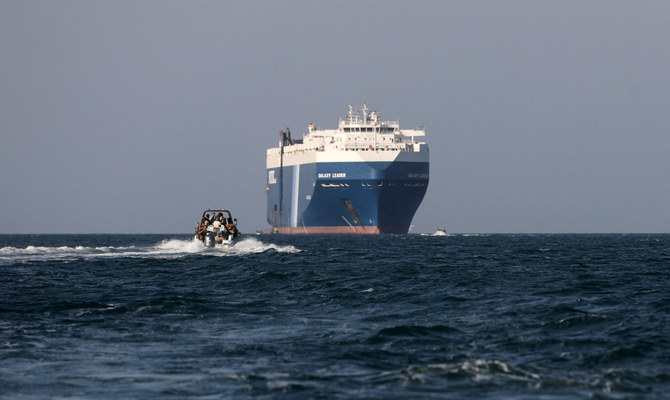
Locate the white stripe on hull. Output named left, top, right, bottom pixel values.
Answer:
left=291, top=163, right=300, bottom=227
left=267, top=148, right=428, bottom=169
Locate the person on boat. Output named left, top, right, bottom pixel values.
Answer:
left=212, top=215, right=222, bottom=230
left=225, top=217, right=239, bottom=238
left=196, top=217, right=209, bottom=240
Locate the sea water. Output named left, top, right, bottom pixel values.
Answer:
left=1, top=234, right=669, bottom=399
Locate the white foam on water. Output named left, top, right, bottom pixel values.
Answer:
left=144, top=237, right=300, bottom=257
left=154, top=238, right=206, bottom=254
left=0, top=245, right=135, bottom=264
left=223, top=237, right=301, bottom=255
left=0, top=237, right=300, bottom=264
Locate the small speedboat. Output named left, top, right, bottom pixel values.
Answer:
left=195, top=209, right=240, bottom=247
left=433, top=228, right=447, bottom=236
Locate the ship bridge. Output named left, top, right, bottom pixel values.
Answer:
left=267, top=103, right=427, bottom=159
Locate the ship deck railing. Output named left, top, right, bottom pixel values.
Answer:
left=268, top=142, right=425, bottom=156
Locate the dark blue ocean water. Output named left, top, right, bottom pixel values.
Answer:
left=1, top=234, right=670, bottom=399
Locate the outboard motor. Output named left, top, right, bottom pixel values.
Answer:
left=204, top=232, right=216, bottom=248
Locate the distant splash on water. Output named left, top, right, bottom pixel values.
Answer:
left=0, top=237, right=300, bottom=264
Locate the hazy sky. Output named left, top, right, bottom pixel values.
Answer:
left=1, top=1, right=669, bottom=234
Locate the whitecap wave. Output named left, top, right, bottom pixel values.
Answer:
left=0, top=237, right=300, bottom=264
left=225, top=237, right=301, bottom=255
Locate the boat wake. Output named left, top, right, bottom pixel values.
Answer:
left=155, top=237, right=301, bottom=256
left=0, top=237, right=300, bottom=264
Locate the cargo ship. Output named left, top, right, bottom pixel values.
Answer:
left=265, top=103, right=429, bottom=234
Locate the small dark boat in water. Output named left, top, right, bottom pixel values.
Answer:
left=195, top=209, right=240, bottom=247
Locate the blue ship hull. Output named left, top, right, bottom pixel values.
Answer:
left=266, top=161, right=429, bottom=234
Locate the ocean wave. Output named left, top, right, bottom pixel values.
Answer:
left=366, top=324, right=462, bottom=345
left=226, top=237, right=301, bottom=255
left=0, top=237, right=300, bottom=264
left=0, top=245, right=135, bottom=255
